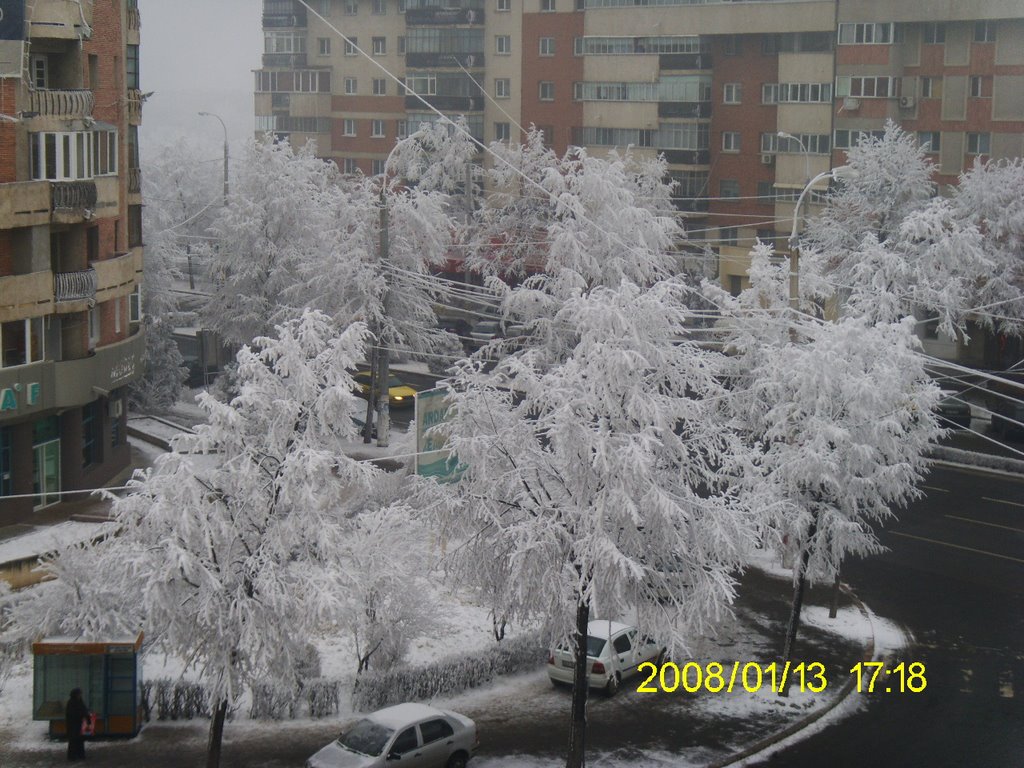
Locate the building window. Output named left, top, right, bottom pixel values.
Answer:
left=343, top=158, right=359, bottom=174
left=372, top=36, right=387, bottom=55
left=343, top=118, right=357, bottom=136
left=344, top=77, right=357, bottom=94
left=1, top=317, right=44, bottom=368
left=495, top=78, right=510, bottom=99
left=920, top=77, right=933, bottom=98
left=31, top=130, right=118, bottom=181
left=114, top=298, right=121, bottom=334
left=126, top=44, right=140, bottom=89
left=81, top=401, right=101, bottom=468
left=372, top=78, right=387, bottom=95
left=88, top=306, right=100, bottom=349
left=539, top=81, right=554, bottom=100
left=974, top=21, right=996, bottom=43
left=834, top=129, right=885, bottom=150
left=539, top=37, right=555, bottom=56
left=396, top=120, right=408, bottom=138
left=30, top=54, right=47, bottom=88
left=723, top=35, right=739, bottom=55
left=495, top=122, right=511, bottom=141
left=922, top=23, right=945, bottom=44
left=344, top=0, right=358, bottom=14
left=835, top=75, right=899, bottom=99
left=496, top=35, right=511, bottom=55
left=722, top=131, right=740, bottom=152
left=763, top=82, right=832, bottom=104
left=371, top=159, right=385, bottom=175
left=917, top=132, right=941, bottom=153
left=497, top=0, right=510, bottom=10
left=719, top=179, right=740, bottom=198
left=969, top=75, right=990, bottom=98
left=837, top=22, right=894, bottom=45
left=761, top=132, right=830, bottom=154
left=129, top=285, right=142, bottom=323
left=723, top=83, right=741, bottom=104
left=371, top=119, right=386, bottom=137
left=398, top=36, right=406, bottom=54
left=373, top=0, right=387, bottom=13
left=967, top=132, right=990, bottom=155
left=318, top=37, right=331, bottom=56
left=756, top=180, right=773, bottom=201
left=541, top=0, right=555, bottom=10
left=720, top=227, right=738, bottom=246
left=345, top=38, right=359, bottom=55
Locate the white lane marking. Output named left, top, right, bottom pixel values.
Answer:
left=982, top=496, right=1024, bottom=509
left=961, top=667, right=973, bottom=694
left=923, top=485, right=950, bottom=493
left=945, top=515, right=1024, bottom=534
left=998, top=670, right=1014, bottom=699
left=889, top=531, right=1024, bottom=564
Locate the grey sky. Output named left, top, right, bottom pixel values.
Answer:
left=139, top=0, right=262, bottom=153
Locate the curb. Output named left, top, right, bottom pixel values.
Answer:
left=706, top=583, right=875, bottom=768
left=928, top=458, right=1024, bottom=480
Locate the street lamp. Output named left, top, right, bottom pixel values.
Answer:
left=777, top=130, right=810, bottom=184
left=198, top=111, right=229, bottom=206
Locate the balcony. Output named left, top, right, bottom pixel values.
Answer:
left=659, top=53, right=712, bottom=71
left=0, top=272, right=55, bottom=323
left=658, top=101, right=712, bottom=119
left=127, top=2, right=141, bottom=31
left=406, top=52, right=484, bottom=69
left=27, top=89, right=95, bottom=121
left=0, top=181, right=52, bottom=229
left=128, top=167, right=141, bottom=195
left=262, top=53, right=308, bottom=69
left=127, top=89, right=143, bottom=124
left=51, top=181, right=97, bottom=213
left=660, top=149, right=711, bottom=166
left=405, top=95, right=485, bottom=112
left=54, top=268, right=96, bottom=304
left=405, top=7, right=484, bottom=25
left=28, top=0, right=94, bottom=40
left=93, top=250, right=141, bottom=303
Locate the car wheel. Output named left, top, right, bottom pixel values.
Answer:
left=604, top=673, right=621, bottom=697
left=447, top=752, right=469, bottom=768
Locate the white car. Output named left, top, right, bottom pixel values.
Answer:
left=547, top=620, right=666, bottom=696
left=306, top=703, right=478, bottom=768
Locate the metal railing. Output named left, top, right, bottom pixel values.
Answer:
left=128, top=167, right=141, bottom=194
left=27, top=88, right=94, bottom=120
left=127, top=6, right=141, bottom=30
left=54, top=268, right=97, bottom=303
left=127, top=89, right=143, bottom=123
left=51, top=181, right=97, bottom=211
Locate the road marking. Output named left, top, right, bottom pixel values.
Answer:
left=982, top=496, right=1024, bottom=509
left=960, top=668, right=973, bottom=694
left=945, top=515, right=1024, bottom=534
left=923, top=485, right=950, bottom=493
left=889, top=531, right=1024, bottom=564
left=998, top=670, right=1014, bottom=699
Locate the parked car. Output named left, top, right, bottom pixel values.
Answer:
left=935, top=390, right=972, bottom=430
left=353, top=371, right=418, bottom=408
left=547, top=620, right=666, bottom=696
left=469, top=320, right=501, bottom=344
left=988, top=380, right=1024, bottom=439
left=306, top=703, right=478, bottom=768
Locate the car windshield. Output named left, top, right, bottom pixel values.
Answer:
left=476, top=322, right=499, bottom=333
left=337, top=719, right=394, bottom=756
left=587, top=636, right=607, bottom=657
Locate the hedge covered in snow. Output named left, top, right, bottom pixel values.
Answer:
left=352, top=631, right=546, bottom=712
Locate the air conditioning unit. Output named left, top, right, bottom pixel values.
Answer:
left=761, top=153, right=775, bottom=166
left=842, top=97, right=860, bottom=111
left=108, top=399, right=123, bottom=419
left=899, top=95, right=916, bottom=109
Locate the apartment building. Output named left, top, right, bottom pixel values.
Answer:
left=255, top=0, right=1023, bottom=302
left=0, top=0, right=145, bottom=522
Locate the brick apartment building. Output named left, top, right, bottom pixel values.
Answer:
left=0, top=0, right=145, bottom=523
left=256, top=0, right=1023, bottom=355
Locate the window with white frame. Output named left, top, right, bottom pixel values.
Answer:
left=406, top=74, right=436, bottom=95
left=723, top=83, right=741, bottom=104
left=719, top=179, right=739, bottom=198
left=967, top=132, right=990, bottom=155
left=763, top=82, right=832, bottom=104
left=837, top=22, right=894, bottom=44
left=372, top=36, right=387, bottom=55
left=974, top=21, right=996, bottom=43
left=344, top=0, right=358, bottom=14
left=396, top=120, right=408, bottom=138
left=265, top=32, right=306, bottom=54
left=497, top=0, right=510, bottom=9
left=541, top=0, right=555, bottom=10
left=371, top=159, right=385, bottom=175
left=373, top=0, right=387, bottom=13
left=30, top=129, right=118, bottom=181
left=318, top=37, right=331, bottom=55
left=373, top=78, right=387, bottom=95
left=835, top=75, right=899, bottom=98
left=343, top=118, right=357, bottom=136
left=495, top=78, right=510, bottom=98
left=920, top=76, right=933, bottom=98
left=496, top=35, right=511, bottom=54
left=833, top=129, right=885, bottom=149
left=719, top=227, right=738, bottom=246
left=761, top=132, right=830, bottom=154
left=539, top=37, right=555, bottom=56
left=344, top=77, right=357, bottom=94
left=722, top=131, right=740, bottom=151
left=371, top=120, right=385, bottom=137
left=922, top=23, right=945, bottom=44
left=30, top=54, right=47, bottom=88
left=345, top=38, right=358, bottom=55
left=917, top=131, right=940, bottom=152
left=88, top=307, right=100, bottom=349
left=0, top=317, right=44, bottom=368
left=398, top=36, right=405, bottom=54
left=495, top=122, right=511, bottom=141
left=539, top=81, right=554, bottom=100
left=129, top=285, right=142, bottom=323
left=343, top=158, right=359, bottom=174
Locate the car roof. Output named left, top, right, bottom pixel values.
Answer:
left=368, top=703, right=446, bottom=729
left=587, top=620, right=633, bottom=639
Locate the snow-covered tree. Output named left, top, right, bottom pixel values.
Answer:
left=8, top=310, right=380, bottom=768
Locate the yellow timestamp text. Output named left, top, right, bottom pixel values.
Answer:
left=850, top=661, right=927, bottom=693
left=636, top=660, right=829, bottom=694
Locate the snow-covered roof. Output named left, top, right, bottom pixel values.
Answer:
left=368, top=702, right=445, bottom=729
left=588, top=620, right=632, bottom=639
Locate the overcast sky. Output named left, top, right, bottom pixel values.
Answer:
left=139, top=0, right=262, bottom=155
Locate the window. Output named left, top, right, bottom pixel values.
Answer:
left=761, top=132, right=830, bottom=154
left=836, top=75, right=899, bottom=99
left=719, top=179, right=740, bottom=198
left=343, top=158, right=359, bottom=174
left=496, top=35, right=511, bottom=55
left=756, top=228, right=776, bottom=246
left=372, top=78, right=387, bottom=95
left=420, top=720, right=455, bottom=744
left=345, top=38, right=358, bottom=55
left=764, top=82, right=833, bottom=104
left=756, top=180, right=773, bottom=200
left=88, top=306, right=100, bottom=349
left=82, top=401, right=101, bottom=468
left=728, top=274, right=743, bottom=297
left=723, top=83, right=741, bottom=104
left=371, top=159, right=385, bottom=175
left=837, top=22, right=894, bottom=45
left=31, top=129, right=117, bottom=180
left=612, top=633, right=632, bottom=654
left=970, top=76, right=990, bottom=98
left=497, top=0, right=510, bottom=10
left=723, top=35, right=739, bottom=55
left=974, top=21, right=996, bottom=43
left=970, top=76, right=981, bottom=97
left=722, top=131, right=740, bottom=152
left=114, top=298, right=121, bottom=334
left=398, top=36, right=406, bottom=54
left=396, top=120, right=408, bottom=138
left=343, top=118, right=357, bottom=136
left=539, top=37, right=555, bottom=56
left=344, top=77, right=357, bottom=94
left=917, top=132, right=940, bottom=152
left=922, top=23, right=945, bottom=44
left=129, top=285, right=142, bottom=323
left=344, top=0, right=358, bottom=14
left=720, top=227, right=738, bottom=246
left=318, top=37, right=331, bottom=56
left=371, top=119, right=385, bottom=137
left=265, top=32, right=306, bottom=54
left=126, top=44, right=140, bottom=89
left=539, top=81, right=554, bottom=100
left=833, top=129, right=885, bottom=150
left=920, top=77, right=933, bottom=98
left=1, top=318, right=44, bottom=368
left=495, top=122, right=511, bottom=141
left=373, top=0, right=387, bottom=13
left=541, top=0, right=555, bottom=9
left=967, top=132, right=990, bottom=155
left=495, top=78, right=510, bottom=99
left=372, top=37, right=387, bottom=55
left=391, top=728, right=417, bottom=755
left=31, top=54, right=48, bottom=88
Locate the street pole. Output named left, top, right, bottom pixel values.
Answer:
left=787, top=167, right=855, bottom=309
left=199, top=111, right=229, bottom=205
left=376, top=185, right=391, bottom=448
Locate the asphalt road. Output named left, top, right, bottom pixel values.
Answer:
left=751, top=464, right=1024, bottom=767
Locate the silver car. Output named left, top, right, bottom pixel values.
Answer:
left=547, top=620, right=666, bottom=696
left=306, top=703, right=478, bottom=768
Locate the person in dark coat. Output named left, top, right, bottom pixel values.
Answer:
left=65, top=688, right=89, bottom=761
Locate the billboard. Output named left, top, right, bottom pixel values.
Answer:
left=0, top=1, right=25, bottom=40
left=414, top=386, right=460, bottom=481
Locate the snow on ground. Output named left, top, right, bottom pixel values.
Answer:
left=126, top=416, right=194, bottom=444
left=0, top=521, right=115, bottom=566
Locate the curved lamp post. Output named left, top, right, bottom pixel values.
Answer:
left=198, top=111, right=229, bottom=206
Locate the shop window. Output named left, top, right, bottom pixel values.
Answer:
left=82, top=401, right=102, bottom=468
left=1, top=317, right=44, bottom=368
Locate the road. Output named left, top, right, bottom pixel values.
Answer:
left=752, top=464, right=1024, bottom=766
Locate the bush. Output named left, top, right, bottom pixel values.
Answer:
left=249, top=682, right=298, bottom=720
left=352, top=632, right=546, bottom=712
left=306, top=678, right=342, bottom=718
left=149, top=678, right=210, bottom=720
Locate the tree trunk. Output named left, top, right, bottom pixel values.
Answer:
left=780, top=510, right=819, bottom=697
left=363, top=344, right=377, bottom=444
left=376, top=345, right=391, bottom=448
left=205, top=698, right=228, bottom=768
left=829, top=570, right=841, bottom=619
left=566, top=599, right=590, bottom=768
